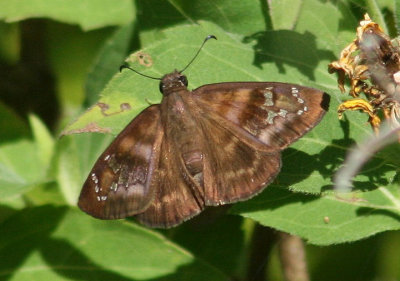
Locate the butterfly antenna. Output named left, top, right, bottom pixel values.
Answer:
left=119, top=63, right=162, bottom=80
left=180, top=35, right=217, bottom=73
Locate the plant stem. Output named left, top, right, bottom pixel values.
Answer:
left=278, top=232, right=309, bottom=281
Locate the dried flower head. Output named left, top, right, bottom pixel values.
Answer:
left=329, top=13, right=400, bottom=134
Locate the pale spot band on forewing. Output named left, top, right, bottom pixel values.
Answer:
left=291, top=86, right=308, bottom=113
left=235, top=84, right=324, bottom=150
left=260, top=87, right=277, bottom=125
left=266, top=110, right=278, bottom=124
left=262, top=87, right=274, bottom=106
left=278, top=109, right=288, bottom=117
left=241, top=85, right=311, bottom=139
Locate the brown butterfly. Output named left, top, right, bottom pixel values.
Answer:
left=78, top=35, right=330, bottom=228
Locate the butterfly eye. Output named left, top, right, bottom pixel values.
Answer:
left=179, top=75, right=188, bottom=87
left=159, top=81, right=164, bottom=93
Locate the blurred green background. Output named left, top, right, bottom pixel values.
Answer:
left=1, top=0, right=400, bottom=280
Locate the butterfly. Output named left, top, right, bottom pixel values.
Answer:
left=78, top=35, right=330, bottom=228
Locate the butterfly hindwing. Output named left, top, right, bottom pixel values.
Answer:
left=198, top=115, right=282, bottom=205
left=78, top=105, right=163, bottom=219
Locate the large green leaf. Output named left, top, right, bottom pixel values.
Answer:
left=231, top=183, right=400, bottom=246
left=62, top=1, right=400, bottom=245
left=62, top=19, right=335, bottom=135
left=85, top=23, right=135, bottom=106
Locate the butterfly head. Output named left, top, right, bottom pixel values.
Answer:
left=159, top=70, right=188, bottom=96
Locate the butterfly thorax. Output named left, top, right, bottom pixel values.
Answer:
left=159, top=70, right=188, bottom=96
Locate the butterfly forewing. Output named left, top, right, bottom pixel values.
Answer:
left=192, top=82, right=329, bottom=150
left=78, top=105, right=163, bottom=219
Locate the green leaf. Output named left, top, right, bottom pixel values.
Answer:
left=0, top=207, right=229, bottom=280
left=85, top=23, right=135, bottom=106
left=170, top=214, right=245, bottom=277
left=136, top=0, right=266, bottom=45
left=169, top=0, right=266, bottom=35
left=0, top=114, right=55, bottom=201
left=60, top=1, right=397, bottom=244
left=63, top=19, right=338, bottom=136
left=294, top=0, right=356, bottom=54
left=0, top=114, right=54, bottom=202
left=269, top=0, right=302, bottom=30
left=0, top=101, right=29, bottom=143
left=0, top=140, right=46, bottom=200
left=0, top=0, right=135, bottom=31
left=61, top=0, right=400, bottom=246
left=395, top=0, right=400, bottom=33
left=29, top=114, right=54, bottom=169
left=231, top=183, right=400, bottom=246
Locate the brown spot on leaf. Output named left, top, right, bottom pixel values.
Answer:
left=60, top=122, right=111, bottom=136
left=126, top=51, right=153, bottom=67
left=136, top=52, right=153, bottom=67
left=97, top=102, right=131, bottom=116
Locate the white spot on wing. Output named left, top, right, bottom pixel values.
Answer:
left=267, top=110, right=278, bottom=124
left=110, top=182, right=118, bottom=192
left=278, top=109, right=288, bottom=118
left=262, top=89, right=274, bottom=107
left=91, top=173, right=98, bottom=184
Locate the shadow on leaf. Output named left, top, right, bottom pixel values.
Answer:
left=0, top=205, right=67, bottom=281
left=278, top=148, right=324, bottom=190
left=243, top=30, right=336, bottom=81
left=40, top=239, right=134, bottom=281
left=356, top=207, right=400, bottom=222
left=318, top=118, right=395, bottom=192
left=231, top=185, right=318, bottom=214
